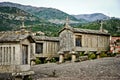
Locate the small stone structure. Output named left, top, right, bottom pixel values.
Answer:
left=0, top=28, right=35, bottom=79
left=31, top=36, right=59, bottom=62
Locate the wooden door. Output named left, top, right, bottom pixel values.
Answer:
left=22, top=45, right=28, bottom=64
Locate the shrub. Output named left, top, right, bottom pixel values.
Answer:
left=35, top=58, right=41, bottom=64
left=50, top=58, right=57, bottom=63
left=79, top=56, right=88, bottom=61
left=44, top=59, right=48, bottom=63
left=79, top=52, right=84, bottom=56
left=109, top=53, right=117, bottom=57
left=23, top=76, right=32, bottom=80
left=100, top=52, right=107, bottom=58
left=88, top=52, right=96, bottom=59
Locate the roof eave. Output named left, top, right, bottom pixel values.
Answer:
left=0, top=41, right=20, bottom=43
left=74, top=31, right=110, bottom=36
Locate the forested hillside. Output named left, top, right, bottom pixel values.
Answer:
left=0, top=6, right=49, bottom=31
left=73, top=13, right=109, bottom=22
left=76, top=18, right=120, bottom=36
left=0, top=2, right=120, bottom=37
left=30, top=18, right=120, bottom=37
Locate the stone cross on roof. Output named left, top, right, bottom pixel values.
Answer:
left=65, top=16, right=71, bottom=28
left=19, top=16, right=28, bottom=34
left=21, top=16, right=25, bottom=29
left=100, top=20, right=104, bottom=32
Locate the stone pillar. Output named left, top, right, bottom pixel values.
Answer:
left=71, top=54, right=76, bottom=62
left=46, top=59, right=51, bottom=63
left=97, top=54, right=100, bottom=59
left=31, top=60, right=35, bottom=66
left=58, top=51, right=64, bottom=63
left=96, top=51, right=101, bottom=59
left=70, top=51, right=76, bottom=62
left=47, top=60, right=50, bottom=63
left=59, top=54, right=64, bottom=63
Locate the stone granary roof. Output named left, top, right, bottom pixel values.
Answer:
left=73, top=28, right=110, bottom=36
left=33, top=36, right=59, bottom=42
left=59, top=27, right=110, bottom=36
left=0, top=31, right=34, bottom=43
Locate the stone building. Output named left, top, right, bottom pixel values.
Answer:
left=29, top=18, right=110, bottom=63
left=110, top=36, right=120, bottom=53
left=0, top=32, right=34, bottom=72
left=58, top=18, right=110, bottom=62
left=31, top=36, right=59, bottom=62
left=0, top=29, right=35, bottom=79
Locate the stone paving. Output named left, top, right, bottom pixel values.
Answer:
left=32, top=57, right=120, bottom=80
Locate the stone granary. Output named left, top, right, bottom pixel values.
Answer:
left=29, top=18, right=110, bottom=63
left=58, top=18, right=110, bottom=63
left=0, top=29, right=35, bottom=79
left=31, top=36, right=59, bottom=63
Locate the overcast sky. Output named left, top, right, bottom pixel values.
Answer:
left=0, top=0, right=120, bottom=18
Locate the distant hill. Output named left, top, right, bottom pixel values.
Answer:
left=0, top=6, right=48, bottom=31
left=0, top=2, right=82, bottom=24
left=73, top=13, right=109, bottom=22
left=0, top=2, right=112, bottom=23
left=0, top=6, right=62, bottom=36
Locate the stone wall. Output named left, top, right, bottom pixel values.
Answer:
left=33, top=41, right=59, bottom=58
left=59, top=30, right=74, bottom=51
left=74, top=33, right=110, bottom=51
left=0, top=43, right=20, bottom=65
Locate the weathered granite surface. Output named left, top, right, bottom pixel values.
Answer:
left=32, top=57, right=120, bottom=80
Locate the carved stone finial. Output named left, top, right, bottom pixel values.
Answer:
left=66, top=16, right=69, bottom=24
left=21, top=16, right=25, bottom=28
left=20, top=16, right=26, bottom=34
left=100, top=20, right=104, bottom=32
left=65, top=16, right=71, bottom=28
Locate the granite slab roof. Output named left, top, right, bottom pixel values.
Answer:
left=0, top=31, right=34, bottom=42
left=33, top=36, right=59, bottom=42
left=59, top=27, right=110, bottom=36
left=73, top=28, right=110, bottom=35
